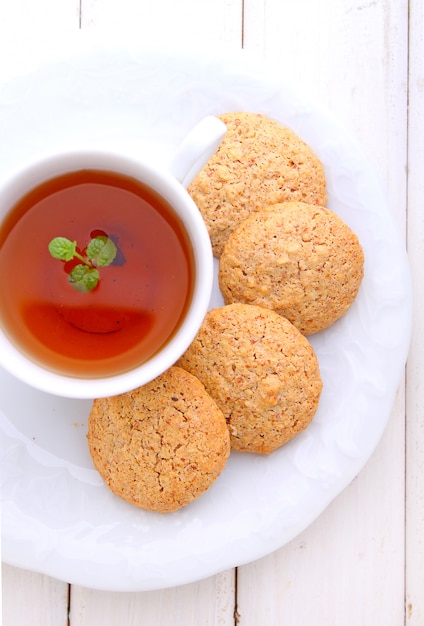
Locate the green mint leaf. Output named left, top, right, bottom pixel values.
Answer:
left=86, top=235, right=117, bottom=267
left=48, top=237, right=77, bottom=261
left=68, top=264, right=100, bottom=293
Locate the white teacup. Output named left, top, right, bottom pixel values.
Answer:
left=0, top=116, right=226, bottom=398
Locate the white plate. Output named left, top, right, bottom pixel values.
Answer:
left=0, top=32, right=412, bottom=591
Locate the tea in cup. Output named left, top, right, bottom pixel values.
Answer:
left=0, top=116, right=226, bottom=398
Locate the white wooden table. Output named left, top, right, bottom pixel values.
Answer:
left=1, top=1, right=423, bottom=624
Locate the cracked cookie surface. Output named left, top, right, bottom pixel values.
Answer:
left=177, top=304, right=322, bottom=454
left=219, top=201, right=364, bottom=335
left=188, top=111, right=327, bottom=257
left=87, top=366, right=230, bottom=513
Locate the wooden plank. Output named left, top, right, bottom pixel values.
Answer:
left=66, top=2, right=241, bottom=624
left=80, top=0, right=242, bottom=47
left=239, top=0, right=408, bottom=623
left=405, top=0, right=424, bottom=624
left=69, top=570, right=235, bottom=626
left=2, top=564, right=69, bottom=626
left=0, top=0, right=80, bottom=52
left=1, top=5, right=78, bottom=626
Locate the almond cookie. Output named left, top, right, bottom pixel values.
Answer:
left=188, top=111, right=327, bottom=257
left=177, top=304, right=322, bottom=454
left=219, top=202, right=364, bottom=335
left=87, top=366, right=230, bottom=513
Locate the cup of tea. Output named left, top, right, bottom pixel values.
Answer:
left=0, top=116, right=226, bottom=398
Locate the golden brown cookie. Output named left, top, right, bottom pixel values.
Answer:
left=87, top=366, right=230, bottom=513
left=188, top=111, right=327, bottom=257
left=177, top=304, right=322, bottom=454
left=219, top=202, right=364, bottom=335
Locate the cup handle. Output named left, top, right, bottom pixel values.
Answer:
left=167, top=116, right=227, bottom=187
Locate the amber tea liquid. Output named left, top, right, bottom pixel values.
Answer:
left=0, top=170, right=194, bottom=378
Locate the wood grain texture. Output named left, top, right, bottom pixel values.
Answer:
left=2, top=564, right=69, bottom=626
left=80, top=0, right=243, bottom=47
left=69, top=570, right=235, bottom=626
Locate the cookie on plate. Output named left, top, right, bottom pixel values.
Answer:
left=219, top=201, right=364, bottom=335
left=87, top=366, right=230, bottom=513
left=177, top=304, right=322, bottom=454
left=188, top=111, right=327, bottom=257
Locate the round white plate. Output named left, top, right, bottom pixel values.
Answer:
left=0, top=32, right=412, bottom=591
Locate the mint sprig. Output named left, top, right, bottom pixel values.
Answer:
left=48, top=234, right=118, bottom=293
left=68, top=265, right=101, bottom=293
